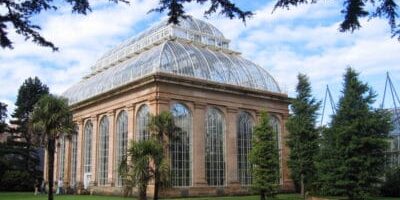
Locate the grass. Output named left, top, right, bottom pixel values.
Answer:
left=0, top=193, right=302, bottom=200
left=0, top=193, right=398, bottom=200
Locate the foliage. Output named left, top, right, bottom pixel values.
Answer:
left=119, top=139, right=167, bottom=200
left=31, top=94, right=74, bottom=200
left=0, top=170, right=35, bottom=191
left=380, top=167, right=400, bottom=197
left=0, top=102, right=7, bottom=133
left=0, top=0, right=128, bottom=50
left=249, top=112, right=280, bottom=200
left=286, top=74, right=321, bottom=197
left=316, top=68, right=392, bottom=199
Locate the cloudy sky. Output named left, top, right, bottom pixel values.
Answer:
left=1, top=0, right=399, bottom=124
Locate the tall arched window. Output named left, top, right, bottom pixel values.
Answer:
left=270, top=115, right=282, bottom=184
left=98, top=116, right=109, bottom=185
left=70, top=128, right=78, bottom=187
left=205, top=107, right=225, bottom=186
left=58, top=135, right=66, bottom=180
left=237, top=111, right=253, bottom=185
left=116, top=111, right=128, bottom=186
left=83, top=121, right=93, bottom=175
left=136, top=104, right=150, bottom=140
left=170, top=103, right=192, bottom=187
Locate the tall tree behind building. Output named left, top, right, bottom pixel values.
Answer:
left=286, top=74, right=321, bottom=198
left=317, top=68, right=392, bottom=199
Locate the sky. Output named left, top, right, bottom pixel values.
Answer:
left=1, top=0, right=400, bottom=124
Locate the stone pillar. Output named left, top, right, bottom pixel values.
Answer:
left=193, top=102, right=207, bottom=186
left=226, top=107, right=240, bottom=186
left=90, top=115, right=98, bottom=186
left=54, top=139, right=59, bottom=182
left=281, top=114, right=294, bottom=191
left=127, top=104, right=135, bottom=143
left=44, top=150, right=48, bottom=181
left=76, top=119, right=84, bottom=191
left=107, top=110, right=115, bottom=186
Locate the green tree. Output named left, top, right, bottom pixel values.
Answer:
left=286, top=74, right=321, bottom=198
left=249, top=111, right=280, bottom=200
left=119, top=139, right=166, bottom=200
left=148, top=111, right=180, bottom=200
left=317, top=68, right=392, bottom=199
left=0, top=102, right=7, bottom=133
left=30, top=94, right=74, bottom=200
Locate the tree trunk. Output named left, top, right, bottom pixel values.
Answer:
left=153, top=171, right=159, bottom=200
left=139, top=185, right=147, bottom=200
left=301, top=173, right=305, bottom=199
left=47, top=139, right=55, bottom=200
left=260, top=192, right=266, bottom=200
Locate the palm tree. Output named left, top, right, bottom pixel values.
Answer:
left=30, top=94, right=74, bottom=200
left=148, top=111, right=180, bottom=200
left=119, top=139, right=167, bottom=200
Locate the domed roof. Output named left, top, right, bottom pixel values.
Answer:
left=63, top=17, right=281, bottom=105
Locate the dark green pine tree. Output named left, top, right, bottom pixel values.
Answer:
left=286, top=74, right=321, bottom=198
left=9, top=77, right=49, bottom=177
left=318, top=68, right=392, bottom=199
left=249, top=111, right=280, bottom=200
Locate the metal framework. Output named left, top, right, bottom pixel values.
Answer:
left=170, top=103, right=192, bottom=187
left=70, top=133, right=78, bottom=187
left=58, top=135, right=66, bottom=180
left=320, top=85, right=336, bottom=126
left=63, top=17, right=282, bottom=105
left=381, top=72, right=400, bottom=168
left=136, top=105, right=150, bottom=141
left=98, top=116, right=109, bottom=186
left=270, top=115, right=283, bottom=184
left=116, top=111, right=128, bottom=186
left=237, top=111, right=253, bottom=185
left=205, top=107, right=225, bottom=186
left=83, top=121, right=93, bottom=174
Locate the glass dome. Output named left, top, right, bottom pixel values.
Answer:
left=63, top=17, right=281, bottom=104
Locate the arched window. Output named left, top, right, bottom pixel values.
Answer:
left=136, top=104, right=150, bottom=140
left=70, top=127, right=78, bottom=187
left=237, top=111, right=253, bottom=185
left=205, top=107, right=225, bottom=186
left=116, top=111, right=128, bottom=186
left=270, top=115, right=282, bottom=184
left=98, top=116, right=109, bottom=185
left=170, top=103, right=192, bottom=187
left=83, top=121, right=93, bottom=174
left=58, top=135, right=66, bottom=180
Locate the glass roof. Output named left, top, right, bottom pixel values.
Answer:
left=63, top=17, right=281, bottom=105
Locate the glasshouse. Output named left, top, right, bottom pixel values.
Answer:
left=45, top=16, right=294, bottom=197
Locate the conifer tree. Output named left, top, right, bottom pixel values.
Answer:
left=249, top=112, right=280, bottom=200
left=286, top=74, right=320, bottom=198
left=317, top=68, right=391, bottom=199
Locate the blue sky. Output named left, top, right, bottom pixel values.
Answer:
left=1, top=0, right=399, bottom=124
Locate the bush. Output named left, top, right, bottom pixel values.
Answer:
left=380, top=167, right=400, bottom=197
left=0, top=170, right=35, bottom=191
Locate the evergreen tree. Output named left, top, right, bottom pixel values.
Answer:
left=317, top=68, right=391, bottom=199
left=0, top=102, right=7, bottom=133
left=286, top=74, right=321, bottom=198
left=249, top=112, right=280, bottom=200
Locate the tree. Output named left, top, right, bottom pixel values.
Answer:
left=148, top=111, right=180, bottom=200
left=119, top=139, right=166, bottom=200
left=9, top=77, right=49, bottom=179
left=249, top=111, right=280, bottom=200
left=0, top=102, right=7, bottom=133
left=317, top=68, right=392, bottom=199
left=30, top=94, right=74, bottom=200
left=3, top=0, right=398, bottom=51
left=286, top=74, right=321, bottom=198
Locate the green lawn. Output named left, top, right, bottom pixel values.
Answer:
left=0, top=193, right=398, bottom=200
left=0, top=193, right=301, bottom=200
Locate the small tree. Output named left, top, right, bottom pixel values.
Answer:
left=119, top=139, right=165, bottom=200
left=30, top=94, right=74, bottom=200
left=286, top=74, right=321, bottom=198
left=148, top=111, right=179, bottom=200
left=249, top=111, right=280, bottom=200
